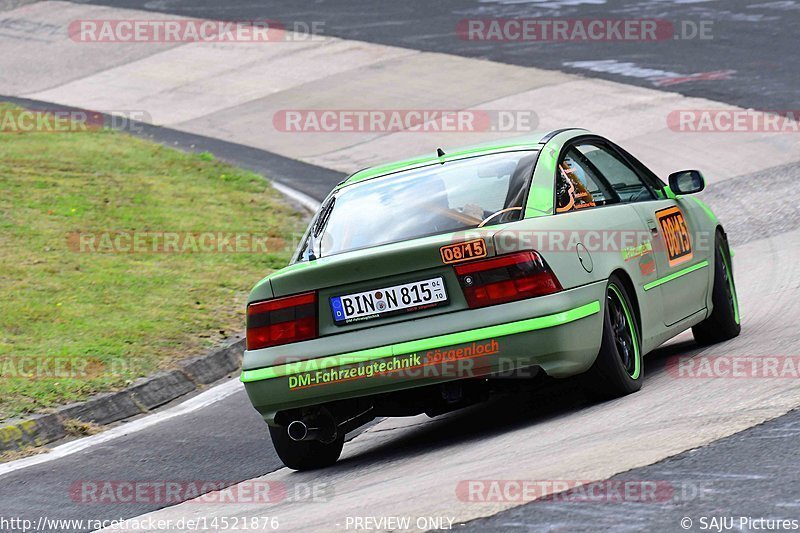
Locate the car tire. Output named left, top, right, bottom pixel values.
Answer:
left=583, top=274, right=643, bottom=399
left=692, top=233, right=741, bottom=345
left=269, top=425, right=345, bottom=471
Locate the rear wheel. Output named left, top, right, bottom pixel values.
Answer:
left=692, top=233, right=741, bottom=345
left=583, top=275, right=643, bottom=399
left=269, top=425, right=344, bottom=471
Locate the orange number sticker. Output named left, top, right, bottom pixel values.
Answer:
left=656, top=206, right=693, bottom=267
left=440, top=239, right=487, bottom=265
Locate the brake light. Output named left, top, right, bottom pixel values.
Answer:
left=454, top=251, right=562, bottom=309
left=246, top=292, right=317, bottom=350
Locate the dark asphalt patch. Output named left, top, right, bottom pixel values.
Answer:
left=700, top=161, right=800, bottom=247
left=456, top=408, right=800, bottom=533
left=77, top=0, right=799, bottom=110
left=0, top=388, right=280, bottom=532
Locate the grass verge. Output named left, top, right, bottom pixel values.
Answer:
left=0, top=104, right=306, bottom=420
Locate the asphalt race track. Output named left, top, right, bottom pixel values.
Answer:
left=79, top=0, right=797, bottom=110
left=1, top=1, right=799, bottom=532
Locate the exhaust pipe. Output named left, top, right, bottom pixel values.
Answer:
left=286, top=411, right=337, bottom=443
left=285, top=406, right=375, bottom=443
left=287, top=420, right=314, bottom=441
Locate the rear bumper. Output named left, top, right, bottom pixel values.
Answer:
left=242, top=281, right=606, bottom=424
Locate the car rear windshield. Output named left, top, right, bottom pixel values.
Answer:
left=298, top=151, right=538, bottom=261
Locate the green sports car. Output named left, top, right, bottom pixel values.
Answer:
left=241, top=128, right=740, bottom=470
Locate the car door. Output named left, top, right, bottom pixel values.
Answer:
left=553, top=143, right=665, bottom=343
left=578, top=141, right=708, bottom=326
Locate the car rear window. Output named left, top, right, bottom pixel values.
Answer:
left=298, top=151, right=538, bottom=261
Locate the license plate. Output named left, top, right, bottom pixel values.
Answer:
left=330, top=277, right=448, bottom=325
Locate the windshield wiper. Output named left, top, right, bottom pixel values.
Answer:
left=306, top=196, right=336, bottom=261
left=305, top=232, right=318, bottom=261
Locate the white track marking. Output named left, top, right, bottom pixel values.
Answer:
left=0, top=378, right=243, bottom=478
left=271, top=181, right=322, bottom=213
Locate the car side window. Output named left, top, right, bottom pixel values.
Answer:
left=576, top=143, right=656, bottom=203
left=556, top=148, right=615, bottom=213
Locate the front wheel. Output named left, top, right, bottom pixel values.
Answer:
left=583, top=275, right=643, bottom=399
left=692, top=233, right=741, bottom=345
left=269, top=425, right=344, bottom=471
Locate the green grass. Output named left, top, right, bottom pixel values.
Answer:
left=0, top=104, right=307, bottom=420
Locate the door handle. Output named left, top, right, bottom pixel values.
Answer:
left=647, top=219, right=659, bottom=234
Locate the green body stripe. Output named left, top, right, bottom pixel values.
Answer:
left=643, top=260, right=709, bottom=291
left=241, top=300, right=601, bottom=383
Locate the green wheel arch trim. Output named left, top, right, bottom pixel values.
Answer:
left=721, top=243, right=741, bottom=325
left=240, top=300, right=601, bottom=383
left=690, top=196, right=719, bottom=225
left=643, top=260, right=709, bottom=291
left=608, top=283, right=641, bottom=380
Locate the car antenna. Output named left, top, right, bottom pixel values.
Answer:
left=436, top=147, right=446, bottom=163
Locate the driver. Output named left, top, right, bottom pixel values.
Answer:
left=391, top=177, right=460, bottom=236
left=462, top=203, right=485, bottom=220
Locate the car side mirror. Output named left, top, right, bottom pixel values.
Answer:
left=668, top=170, right=705, bottom=195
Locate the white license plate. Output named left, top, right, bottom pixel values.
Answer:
left=330, top=277, right=448, bottom=325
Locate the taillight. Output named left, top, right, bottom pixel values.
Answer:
left=246, top=291, right=317, bottom=350
left=455, top=251, right=562, bottom=309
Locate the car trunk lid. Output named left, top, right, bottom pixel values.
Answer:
left=268, top=230, right=498, bottom=336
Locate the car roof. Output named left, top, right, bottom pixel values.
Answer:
left=337, top=129, right=590, bottom=190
